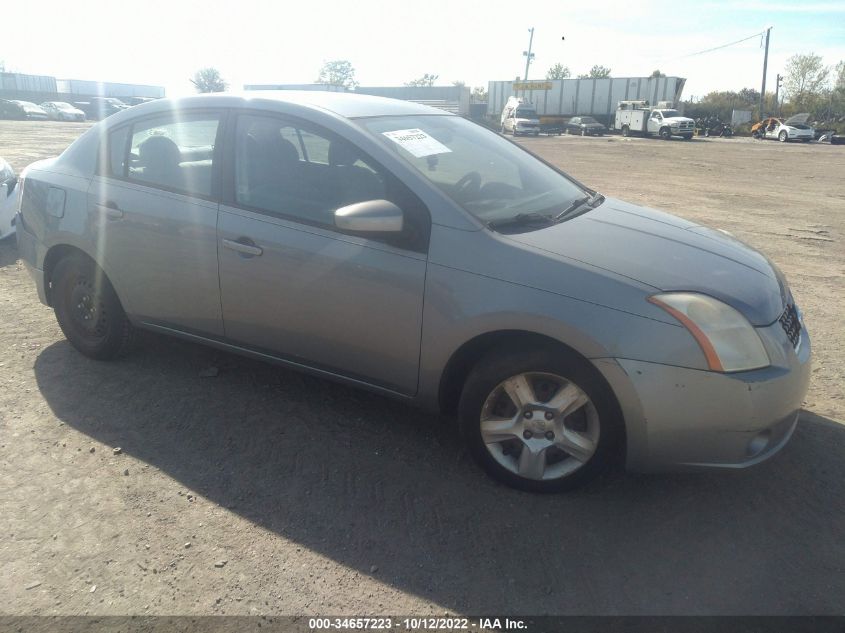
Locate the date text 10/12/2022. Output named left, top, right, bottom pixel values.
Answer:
left=307, top=617, right=528, bottom=630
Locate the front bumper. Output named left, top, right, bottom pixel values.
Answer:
left=595, top=318, right=812, bottom=472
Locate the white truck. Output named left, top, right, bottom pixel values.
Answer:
left=614, top=100, right=695, bottom=140
left=500, top=97, right=541, bottom=136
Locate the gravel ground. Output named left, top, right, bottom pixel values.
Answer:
left=1, top=121, right=843, bottom=616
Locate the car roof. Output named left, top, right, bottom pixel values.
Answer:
left=128, top=91, right=453, bottom=120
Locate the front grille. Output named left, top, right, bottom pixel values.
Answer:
left=779, top=304, right=801, bottom=349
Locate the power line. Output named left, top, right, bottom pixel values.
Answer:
left=658, top=29, right=768, bottom=63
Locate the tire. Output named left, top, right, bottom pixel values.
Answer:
left=704, top=129, right=710, bottom=137
left=779, top=130, right=788, bottom=142
left=458, top=345, right=623, bottom=492
left=581, top=129, right=586, bottom=136
left=621, top=125, right=630, bottom=137
left=52, top=254, right=135, bottom=360
left=683, top=134, right=693, bottom=140
left=659, top=127, right=672, bottom=140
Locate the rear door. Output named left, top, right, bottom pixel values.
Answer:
left=216, top=112, right=429, bottom=394
left=88, top=110, right=225, bottom=336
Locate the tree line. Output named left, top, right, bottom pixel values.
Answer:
left=190, top=53, right=845, bottom=125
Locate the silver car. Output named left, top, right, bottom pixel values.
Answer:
left=15, top=92, right=811, bottom=491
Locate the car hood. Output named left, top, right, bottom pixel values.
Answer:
left=664, top=116, right=695, bottom=124
left=581, top=122, right=604, bottom=128
left=785, top=113, right=810, bottom=125
left=506, top=197, right=786, bottom=325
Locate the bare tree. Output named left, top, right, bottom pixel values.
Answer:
left=546, top=63, right=571, bottom=80
left=650, top=69, right=665, bottom=78
left=578, top=65, right=611, bottom=79
left=316, top=60, right=358, bottom=89
left=190, top=68, right=228, bottom=93
left=471, top=86, right=488, bottom=102
left=406, top=73, right=439, bottom=87
left=783, top=53, right=830, bottom=107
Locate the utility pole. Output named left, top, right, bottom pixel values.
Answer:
left=774, top=73, right=783, bottom=116
left=759, top=26, right=772, bottom=119
left=523, top=28, right=536, bottom=82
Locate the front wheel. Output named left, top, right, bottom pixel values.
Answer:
left=459, top=346, right=622, bottom=492
left=52, top=254, right=135, bottom=360
left=779, top=130, right=788, bottom=142
left=659, top=127, right=672, bottom=140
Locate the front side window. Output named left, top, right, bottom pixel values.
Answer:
left=233, top=114, right=387, bottom=227
left=127, top=113, right=219, bottom=196
left=359, top=115, right=589, bottom=228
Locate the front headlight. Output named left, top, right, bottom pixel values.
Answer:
left=648, top=293, right=770, bottom=372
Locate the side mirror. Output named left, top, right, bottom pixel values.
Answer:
left=334, top=199, right=404, bottom=234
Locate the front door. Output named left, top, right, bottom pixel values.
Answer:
left=88, top=110, right=224, bottom=336
left=217, top=113, right=429, bottom=394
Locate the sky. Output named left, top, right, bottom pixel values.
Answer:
left=2, top=0, right=843, bottom=100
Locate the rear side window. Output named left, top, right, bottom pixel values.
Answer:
left=126, top=113, right=220, bottom=197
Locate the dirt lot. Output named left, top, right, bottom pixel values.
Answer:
left=1, top=121, right=844, bottom=616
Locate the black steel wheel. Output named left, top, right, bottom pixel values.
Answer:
left=52, top=254, right=135, bottom=360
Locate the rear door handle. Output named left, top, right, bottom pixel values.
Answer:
left=222, top=238, right=263, bottom=257
left=96, top=200, right=123, bottom=219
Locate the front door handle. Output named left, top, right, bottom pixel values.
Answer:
left=96, top=200, right=123, bottom=220
left=222, top=238, right=263, bottom=257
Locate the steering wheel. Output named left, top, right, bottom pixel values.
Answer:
left=455, top=171, right=482, bottom=198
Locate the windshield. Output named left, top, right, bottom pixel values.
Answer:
left=580, top=116, right=598, bottom=124
left=13, top=101, right=38, bottom=108
left=515, top=108, right=538, bottom=119
left=55, top=102, right=75, bottom=110
left=658, top=110, right=681, bottom=118
left=358, top=115, right=589, bottom=228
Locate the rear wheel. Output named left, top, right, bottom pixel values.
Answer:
left=621, top=125, right=630, bottom=137
left=52, top=254, right=135, bottom=360
left=459, top=346, right=622, bottom=492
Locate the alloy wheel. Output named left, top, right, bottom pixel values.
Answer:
left=479, top=372, right=600, bottom=481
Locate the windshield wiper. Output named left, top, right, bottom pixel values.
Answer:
left=553, top=192, right=605, bottom=223
left=487, top=212, right=555, bottom=231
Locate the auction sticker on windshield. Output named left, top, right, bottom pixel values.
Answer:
left=382, top=129, right=452, bottom=158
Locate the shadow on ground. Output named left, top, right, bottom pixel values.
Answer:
left=34, top=335, right=845, bottom=615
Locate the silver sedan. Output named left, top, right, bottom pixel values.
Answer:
left=15, top=92, right=810, bottom=491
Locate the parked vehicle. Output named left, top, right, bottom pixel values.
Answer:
left=0, top=99, right=49, bottom=120
left=614, top=101, right=695, bottom=139
left=501, top=97, right=541, bottom=136
left=16, top=92, right=811, bottom=492
left=564, top=116, right=606, bottom=136
left=127, top=96, right=158, bottom=106
left=75, top=97, right=129, bottom=120
left=696, top=117, right=733, bottom=138
left=40, top=101, right=86, bottom=122
left=0, top=157, right=18, bottom=240
left=751, top=114, right=814, bottom=142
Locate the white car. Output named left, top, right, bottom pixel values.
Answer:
left=754, top=113, right=814, bottom=142
left=40, top=101, right=86, bottom=122
left=0, top=157, right=18, bottom=240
